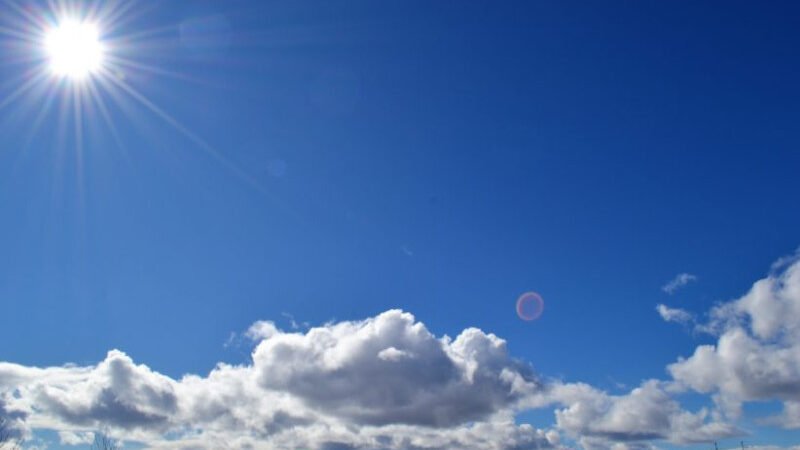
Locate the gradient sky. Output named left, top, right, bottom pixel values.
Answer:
left=1, top=1, right=799, bottom=450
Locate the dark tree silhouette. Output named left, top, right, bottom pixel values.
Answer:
left=92, top=434, right=118, bottom=450
left=0, top=418, right=20, bottom=450
left=0, top=418, right=8, bottom=448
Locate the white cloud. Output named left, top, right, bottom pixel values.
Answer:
left=761, top=401, right=800, bottom=429
left=662, top=273, right=698, bottom=294
left=537, top=380, right=740, bottom=449
left=4, top=251, right=800, bottom=450
left=668, top=256, right=800, bottom=426
left=656, top=304, right=694, bottom=325
left=0, top=310, right=555, bottom=450
left=245, top=320, right=280, bottom=341
left=251, top=310, right=540, bottom=427
left=58, top=430, right=95, bottom=445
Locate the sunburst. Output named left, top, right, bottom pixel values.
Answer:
left=45, top=18, right=105, bottom=80
left=0, top=0, right=267, bottom=197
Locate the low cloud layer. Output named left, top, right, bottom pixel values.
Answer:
left=0, top=311, right=557, bottom=450
left=2, top=255, right=800, bottom=449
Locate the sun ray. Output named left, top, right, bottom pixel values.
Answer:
left=102, top=70, right=272, bottom=197
left=85, top=78, right=129, bottom=159
left=0, top=25, right=36, bottom=42
left=72, top=82, right=86, bottom=212
left=0, top=0, right=295, bottom=209
left=105, top=55, right=227, bottom=88
left=1, top=0, right=47, bottom=31
left=0, top=69, right=51, bottom=112
left=87, top=0, right=152, bottom=31
left=19, top=81, right=60, bottom=152
left=105, top=22, right=178, bottom=44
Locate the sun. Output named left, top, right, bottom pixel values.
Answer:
left=44, top=18, right=105, bottom=80
left=0, top=1, right=261, bottom=195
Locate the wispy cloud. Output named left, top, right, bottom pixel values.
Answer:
left=280, top=312, right=308, bottom=330
left=656, top=304, right=694, bottom=325
left=662, top=273, right=698, bottom=294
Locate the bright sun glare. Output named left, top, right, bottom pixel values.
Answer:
left=45, top=19, right=104, bottom=80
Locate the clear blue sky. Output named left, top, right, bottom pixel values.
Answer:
left=0, top=1, right=799, bottom=449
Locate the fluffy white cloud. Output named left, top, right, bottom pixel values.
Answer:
left=534, top=381, right=740, bottom=449
left=36, top=350, right=178, bottom=431
left=0, top=310, right=557, bottom=450
left=662, top=273, right=698, bottom=294
left=668, top=256, right=800, bottom=426
left=245, top=320, right=281, bottom=341
left=252, top=310, right=540, bottom=427
left=6, top=250, right=800, bottom=450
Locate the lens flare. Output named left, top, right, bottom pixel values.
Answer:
left=516, top=292, right=544, bottom=321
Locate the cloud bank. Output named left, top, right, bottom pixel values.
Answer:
left=2, top=255, right=800, bottom=449
left=0, top=310, right=558, bottom=450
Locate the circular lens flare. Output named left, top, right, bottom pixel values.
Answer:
left=516, top=292, right=545, bottom=321
left=45, top=19, right=104, bottom=80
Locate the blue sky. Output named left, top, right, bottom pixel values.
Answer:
left=1, top=1, right=799, bottom=449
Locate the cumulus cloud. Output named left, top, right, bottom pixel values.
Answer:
left=662, top=273, right=698, bottom=294
left=0, top=310, right=557, bottom=450
left=245, top=320, right=281, bottom=341
left=761, top=401, right=800, bottom=429
left=36, top=350, right=177, bottom=431
left=668, top=256, right=800, bottom=426
left=252, top=310, right=540, bottom=427
left=524, top=380, right=740, bottom=450
left=5, top=250, right=800, bottom=450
